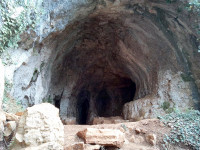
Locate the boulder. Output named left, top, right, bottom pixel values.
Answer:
left=129, top=135, right=136, bottom=143
left=0, top=59, right=4, bottom=109
left=14, top=103, right=64, bottom=149
left=135, top=128, right=141, bottom=134
left=77, top=128, right=125, bottom=148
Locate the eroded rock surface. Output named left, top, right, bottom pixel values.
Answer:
left=0, top=59, right=4, bottom=108
left=123, top=71, right=195, bottom=121
left=12, top=103, right=64, bottom=150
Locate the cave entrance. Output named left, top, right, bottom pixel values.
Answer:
left=95, top=78, right=136, bottom=118
left=49, top=15, right=147, bottom=125
left=120, top=78, right=136, bottom=104
left=75, top=77, right=136, bottom=124
left=96, top=89, right=111, bottom=117
left=77, top=90, right=90, bottom=125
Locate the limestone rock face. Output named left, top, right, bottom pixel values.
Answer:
left=123, top=71, right=194, bottom=121
left=77, top=128, right=125, bottom=148
left=4, top=0, right=200, bottom=122
left=14, top=103, right=64, bottom=150
left=0, top=59, right=4, bottom=108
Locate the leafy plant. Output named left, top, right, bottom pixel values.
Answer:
left=181, top=73, right=193, bottom=82
left=0, top=0, right=43, bottom=54
left=161, top=101, right=171, bottom=111
left=187, top=0, right=200, bottom=13
left=159, top=109, right=200, bottom=150
left=3, top=79, right=24, bottom=113
left=42, top=96, right=53, bottom=104
left=166, top=0, right=177, bottom=4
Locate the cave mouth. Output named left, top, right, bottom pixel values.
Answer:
left=76, top=77, right=136, bottom=125
left=49, top=14, right=153, bottom=125
left=77, top=90, right=90, bottom=125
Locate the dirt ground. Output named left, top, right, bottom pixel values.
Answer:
left=64, top=119, right=172, bottom=150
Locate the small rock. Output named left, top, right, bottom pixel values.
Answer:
left=119, top=127, right=126, bottom=133
left=146, top=134, right=157, bottom=146
left=141, top=129, right=147, bottom=134
left=62, top=117, right=76, bottom=125
left=5, top=112, right=19, bottom=122
left=15, top=112, right=24, bottom=117
left=149, top=9, right=157, bottom=14
left=4, top=121, right=16, bottom=137
left=129, top=135, right=136, bottom=143
left=135, top=128, right=141, bottom=134
left=85, top=144, right=101, bottom=150
left=135, top=136, right=145, bottom=144
left=64, top=142, right=84, bottom=150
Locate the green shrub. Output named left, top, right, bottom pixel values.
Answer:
left=3, top=79, right=24, bottom=113
left=187, top=0, right=200, bottom=13
left=181, top=73, right=193, bottom=82
left=42, top=96, right=53, bottom=104
left=158, top=109, right=200, bottom=150
left=0, top=0, right=42, bottom=54
left=165, top=107, right=175, bottom=114
left=166, top=0, right=177, bottom=4
left=161, top=101, right=171, bottom=111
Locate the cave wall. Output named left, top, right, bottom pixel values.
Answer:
left=0, top=59, right=4, bottom=108
left=3, top=0, right=200, bottom=123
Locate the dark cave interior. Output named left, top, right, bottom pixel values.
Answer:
left=76, top=78, right=136, bottom=124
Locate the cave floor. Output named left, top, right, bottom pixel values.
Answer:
left=64, top=119, right=172, bottom=150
